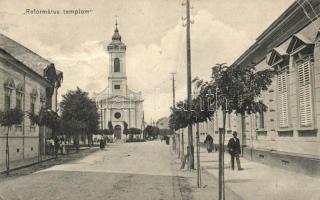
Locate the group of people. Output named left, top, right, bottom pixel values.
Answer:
left=46, top=136, right=66, bottom=157
left=204, top=131, right=243, bottom=171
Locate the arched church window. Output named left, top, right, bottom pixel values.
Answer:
left=114, top=58, right=120, bottom=72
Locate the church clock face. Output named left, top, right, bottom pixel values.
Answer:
left=114, top=112, right=121, bottom=119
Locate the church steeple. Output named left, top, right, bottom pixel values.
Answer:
left=107, top=16, right=127, bottom=96
left=112, top=17, right=121, bottom=42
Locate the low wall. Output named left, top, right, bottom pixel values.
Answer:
left=242, top=147, right=320, bottom=177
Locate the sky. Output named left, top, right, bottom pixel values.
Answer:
left=0, top=0, right=295, bottom=122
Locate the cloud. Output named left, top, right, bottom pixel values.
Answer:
left=125, top=10, right=252, bottom=121
left=25, top=39, right=110, bottom=100
left=1, top=8, right=252, bottom=122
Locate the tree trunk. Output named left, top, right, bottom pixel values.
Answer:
left=188, top=124, right=194, bottom=170
left=6, top=127, right=10, bottom=175
left=181, top=129, right=184, bottom=163
left=219, top=110, right=227, bottom=200
left=196, top=122, right=201, bottom=188
left=74, top=135, right=80, bottom=153
left=176, top=134, right=179, bottom=155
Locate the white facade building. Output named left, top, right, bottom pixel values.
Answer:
left=0, top=33, right=63, bottom=166
left=94, top=23, right=144, bottom=140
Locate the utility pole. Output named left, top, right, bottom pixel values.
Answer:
left=170, top=72, right=177, bottom=151
left=185, top=0, right=194, bottom=169
left=170, top=72, right=176, bottom=110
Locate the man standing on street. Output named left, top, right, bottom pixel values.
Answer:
left=227, top=131, right=243, bottom=171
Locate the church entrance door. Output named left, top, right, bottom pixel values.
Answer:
left=114, top=125, right=122, bottom=140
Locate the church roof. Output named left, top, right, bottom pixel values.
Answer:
left=107, top=22, right=126, bottom=51
left=112, top=24, right=122, bottom=42
left=127, top=88, right=143, bottom=101
left=94, top=87, right=143, bottom=102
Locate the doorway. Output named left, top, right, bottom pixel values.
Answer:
left=114, top=125, right=122, bottom=140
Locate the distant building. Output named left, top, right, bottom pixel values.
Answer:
left=94, top=22, right=144, bottom=140
left=0, top=33, right=63, bottom=166
left=156, top=117, right=172, bottom=136
left=185, top=0, right=320, bottom=176
left=156, top=117, right=170, bottom=129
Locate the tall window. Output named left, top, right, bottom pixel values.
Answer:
left=5, top=95, right=11, bottom=111
left=16, top=98, right=21, bottom=110
left=114, top=58, right=120, bottom=72
left=30, top=102, right=35, bottom=114
left=30, top=89, right=37, bottom=126
left=16, top=84, right=23, bottom=111
left=4, top=78, right=14, bottom=111
left=259, top=111, right=265, bottom=129
left=297, top=57, right=313, bottom=127
left=277, top=68, right=289, bottom=128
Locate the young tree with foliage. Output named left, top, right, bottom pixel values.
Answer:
left=108, top=121, right=114, bottom=134
left=123, top=121, right=128, bottom=131
left=144, top=125, right=160, bottom=139
left=29, top=108, right=61, bottom=135
left=169, top=85, right=214, bottom=175
left=60, top=87, right=99, bottom=151
left=0, top=108, right=24, bottom=175
left=29, top=108, right=61, bottom=159
left=61, top=118, right=83, bottom=152
left=196, top=63, right=274, bottom=200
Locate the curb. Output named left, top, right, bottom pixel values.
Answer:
left=0, top=157, right=55, bottom=175
left=0, top=147, right=97, bottom=175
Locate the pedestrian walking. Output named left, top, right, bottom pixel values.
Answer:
left=60, top=138, right=66, bottom=155
left=204, top=134, right=214, bottom=153
left=48, top=138, right=55, bottom=155
left=100, top=136, right=106, bottom=149
left=54, top=136, right=60, bottom=159
left=227, top=131, right=243, bottom=171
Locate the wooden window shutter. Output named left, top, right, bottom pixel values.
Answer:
left=297, top=58, right=313, bottom=127
left=277, top=69, right=289, bottom=128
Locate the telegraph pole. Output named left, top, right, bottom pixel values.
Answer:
left=185, top=0, right=194, bottom=169
left=170, top=72, right=178, bottom=152
left=170, top=72, right=176, bottom=110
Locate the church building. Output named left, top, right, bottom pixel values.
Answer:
left=94, top=22, right=144, bottom=140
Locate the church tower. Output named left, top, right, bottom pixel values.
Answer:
left=107, top=21, right=127, bottom=96
left=95, top=20, right=144, bottom=139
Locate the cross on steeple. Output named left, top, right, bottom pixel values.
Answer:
left=115, top=15, right=118, bottom=29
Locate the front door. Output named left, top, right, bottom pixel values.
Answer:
left=114, top=125, right=122, bottom=140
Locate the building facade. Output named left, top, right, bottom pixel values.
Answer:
left=94, top=24, right=144, bottom=140
left=181, top=0, right=320, bottom=175
left=0, top=33, right=63, bottom=167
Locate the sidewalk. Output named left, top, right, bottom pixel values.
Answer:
left=197, top=146, right=320, bottom=200
left=0, top=146, right=93, bottom=174
left=0, top=155, right=55, bottom=174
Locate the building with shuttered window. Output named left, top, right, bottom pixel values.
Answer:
left=186, top=0, right=320, bottom=176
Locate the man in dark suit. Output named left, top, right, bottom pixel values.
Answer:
left=227, top=131, right=243, bottom=170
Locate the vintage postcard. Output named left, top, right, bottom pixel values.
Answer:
left=0, top=0, right=319, bottom=200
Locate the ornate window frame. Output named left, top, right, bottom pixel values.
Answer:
left=286, top=34, right=316, bottom=131
left=4, top=78, right=15, bottom=111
